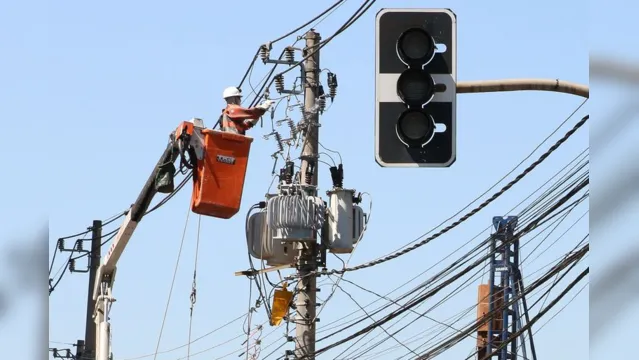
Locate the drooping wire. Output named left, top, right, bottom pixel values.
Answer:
left=49, top=245, right=77, bottom=295
left=49, top=245, right=58, bottom=276
left=236, top=0, right=347, bottom=92
left=319, top=114, right=589, bottom=277
left=186, top=215, right=202, bottom=360
left=50, top=169, right=190, bottom=289
left=319, top=141, right=343, bottom=164
left=327, top=275, right=421, bottom=358
left=271, top=0, right=346, bottom=44
left=250, top=0, right=376, bottom=107
left=275, top=0, right=376, bottom=81
left=244, top=280, right=255, bottom=359
left=408, top=246, right=588, bottom=359
left=349, top=241, right=586, bottom=360
left=237, top=47, right=263, bottom=90
left=152, top=205, right=191, bottom=360
left=467, top=267, right=589, bottom=360
left=313, top=179, right=588, bottom=355
left=307, top=148, right=587, bottom=346
left=49, top=210, right=128, bottom=278
left=54, top=210, right=127, bottom=241
left=518, top=280, right=589, bottom=350
left=120, top=315, right=249, bottom=359
left=378, top=99, right=589, bottom=259
left=330, top=190, right=592, bottom=357
left=345, top=200, right=588, bottom=360
left=244, top=0, right=350, bottom=108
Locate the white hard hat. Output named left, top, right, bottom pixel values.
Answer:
left=223, top=86, right=242, bottom=99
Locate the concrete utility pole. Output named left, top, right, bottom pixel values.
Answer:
left=295, top=28, right=321, bottom=360
left=83, top=220, right=102, bottom=360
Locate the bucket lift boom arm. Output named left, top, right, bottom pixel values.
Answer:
left=91, top=118, right=205, bottom=360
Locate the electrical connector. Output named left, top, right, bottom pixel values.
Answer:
left=274, top=74, right=285, bottom=93
left=329, top=164, right=344, bottom=188
left=327, top=72, right=338, bottom=101
left=260, top=43, right=271, bottom=63
left=285, top=46, right=295, bottom=63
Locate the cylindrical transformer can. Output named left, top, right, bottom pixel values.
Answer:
left=327, top=188, right=355, bottom=253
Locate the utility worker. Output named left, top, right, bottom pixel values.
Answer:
left=221, top=86, right=275, bottom=135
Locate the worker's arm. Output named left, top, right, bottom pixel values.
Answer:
left=226, top=106, right=267, bottom=121
left=227, top=100, right=275, bottom=129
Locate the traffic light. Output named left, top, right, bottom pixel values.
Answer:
left=374, top=8, right=457, bottom=167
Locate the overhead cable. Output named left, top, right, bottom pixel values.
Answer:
left=236, top=0, right=346, bottom=90
left=318, top=114, right=589, bottom=277
left=312, top=178, right=588, bottom=355
left=419, top=246, right=588, bottom=359
left=319, top=163, right=588, bottom=346
left=467, top=267, right=589, bottom=360
left=250, top=0, right=377, bottom=107
left=315, top=146, right=588, bottom=340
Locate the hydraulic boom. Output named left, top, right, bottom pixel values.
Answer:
left=91, top=118, right=207, bottom=360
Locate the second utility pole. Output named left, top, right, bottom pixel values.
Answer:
left=296, top=28, right=321, bottom=360
left=83, top=220, right=102, bottom=360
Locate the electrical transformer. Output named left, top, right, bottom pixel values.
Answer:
left=267, top=194, right=326, bottom=242
left=325, top=189, right=366, bottom=253
left=246, top=209, right=295, bottom=266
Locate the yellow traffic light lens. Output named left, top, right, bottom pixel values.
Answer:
left=396, top=110, right=436, bottom=147
left=397, top=68, right=435, bottom=106
left=397, top=28, right=436, bottom=65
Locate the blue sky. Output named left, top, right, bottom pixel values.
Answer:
left=0, top=0, right=613, bottom=359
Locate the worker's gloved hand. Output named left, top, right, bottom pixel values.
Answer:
left=257, top=99, right=275, bottom=110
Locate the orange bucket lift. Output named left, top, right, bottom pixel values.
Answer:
left=175, top=120, right=254, bottom=219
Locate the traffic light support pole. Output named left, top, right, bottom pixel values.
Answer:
left=457, top=79, right=589, bottom=98
left=295, top=28, right=321, bottom=360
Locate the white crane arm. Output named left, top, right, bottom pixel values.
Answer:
left=92, top=210, right=139, bottom=300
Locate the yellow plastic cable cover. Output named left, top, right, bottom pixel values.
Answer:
left=270, top=283, right=293, bottom=326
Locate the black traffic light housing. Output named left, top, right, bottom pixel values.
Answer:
left=375, top=8, right=457, bottom=167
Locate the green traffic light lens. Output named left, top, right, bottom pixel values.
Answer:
left=397, top=28, right=436, bottom=65
left=397, top=68, right=435, bottom=106
left=396, top=109, right=436, bottom=147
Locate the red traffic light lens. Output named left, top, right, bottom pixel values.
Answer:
left=397, top=28, right=436, bottom=65
left=396, top=109, right=436, bottom=147
left=397, top=68, right=435, bottom=106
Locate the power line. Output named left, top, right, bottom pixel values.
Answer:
left=48, top=171, right=193, bottom=296
left=302, top=160, right=588, bottom=352
left=358, top=245, right=587, bottom=360
left=316, top=114, right=588, bottom=277
left=272, top=0, right=346, bottom=44
left=152, top=206, right=191, bottom=360
left=366, top=99, right=589, bottom=261
left=258, top=142, right=588, bottom=357
left=119, top=314, right=249, bottom=360
left=249, top=0, right=377, bottom=107
left=417, top=245, right=588, bottom=359
left=320, top=152, right=592, bottom=348
left=236, top=0, right=346, bottom=90
left=312, top=177, right=588, bottom=356
left=309, top=154, right=587, bottom=348
left=328, top=275, right=421, bottom=358
left=335, top=203, right=587, bottom=360
left=469, top=267, right=589, bottom=360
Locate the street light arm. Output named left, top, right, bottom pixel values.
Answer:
left=457, top=79, right=589, bottom=99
